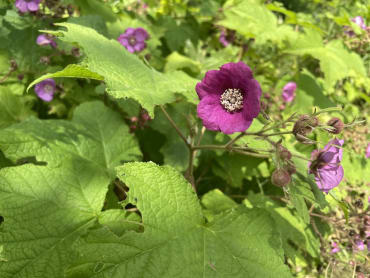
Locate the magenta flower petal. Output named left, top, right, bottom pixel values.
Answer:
left=135, top=28, right=149, bottom=41
left=34, top=78, right=56, bottom=102
left=15, top=0, right=28, bottom=13
left=27, top=0, right=40, bottom=12
left=197, top=95, right=252, bottom=134
left=196, top=62, right=261, bottom=134
left=331, top=242, right=340, bottom=254
left=366, top=143, right=370, bottom=158
left=219, top=30, right=230, bottom=47
left=282, top=82, right=297, bottom=103
left=352, top=16, right=366, bottom=30
left=36, top=34, right=57, bottom=48
left=308, top=139, right=344, bottom=193
left=134, top=42, right=146, bottom=52
left=195, top=70, right=229, bottom=99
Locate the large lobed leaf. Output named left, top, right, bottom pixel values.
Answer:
left=286, top=29, right=366, bottom=88
left=0, top=163, right=109, bottom=278
left=0, top=101, right=141, bottom=178
left=67, top=162, right=292, bottom=278
left=27, top=23, right=198, bottom=117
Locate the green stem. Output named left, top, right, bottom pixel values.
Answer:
left=160, top=105, right=190, bottom=148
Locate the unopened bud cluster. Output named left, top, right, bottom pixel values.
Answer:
left=129, top=109, right=151, bottom=132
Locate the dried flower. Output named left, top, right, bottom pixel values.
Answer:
left=34, top=79, right=56, bottom=102
left=15, top=0, right=41, bottom=13
left=117, top=27, right=149, bottom=53
left=308, top=139, right=344, bottom=193
left=282, top=82, right=297, bottom=103
left=196, top=62, right=261, bottom=134
left=271, top=169, right=291, bottom=187
left=36, top=34, right=57, bottom=48
left=326, top=117, right=344, bottom=134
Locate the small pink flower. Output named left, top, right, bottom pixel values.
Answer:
left=15, top=0, right=41, bottom=13
left=117, top=27, right=149, bottom=53
left=36, top=34, right=57, bottom=48
left=282, top=82, right=297, bottom=103
left=352, top=16, right=367, bottom=30
left=366, top=143, right=370, bottom=159
left=330, top=242, right=340, bottom=253
left=355, top=240, right=365, bottom=251
left=34, top=78, right=56, bottom=102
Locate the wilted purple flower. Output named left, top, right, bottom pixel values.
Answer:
left=352, top=16, right=367, bottom=30
left=330, top=242, right=340, bottom=254
left=308, top=138, right=344, bottom=193
left=117, top=28, right=149, bottom=53
left=366, top=143, right=370, bottom=159
left=36, top=34, right=57, bottom=48
left=196, top=62, right=262, bottom=134
left=34, top=79, right=56, bottom=102
left=15, top=0, right=41, bottom=13
left=282, top=82, right=297, bottom=103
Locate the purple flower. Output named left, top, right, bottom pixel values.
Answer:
left=196, top=62, right=262, bottom=134
left=117, top=28, right=149, bottom=53
left=282, top=82, right=297, bottom=103
left=355, top=240, right=365, bottom=251
left=15, top=0, right=41, bottom=13
left=330, top=242, right=340, bottom=254
left=36, top=34, right=57, bottom=48
left=308, top=139, right=344, bottom=193
left=219, top=30, right=235, bottom=47
left=352, top=16, right=367, bottom=30
left=34, top=79, right=56, bottom=102
left=366, top=143, right=370, bottom=159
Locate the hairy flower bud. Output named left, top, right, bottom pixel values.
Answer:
left=293, top=115, right=318, bottom=144
left=271, top=169, right=291, bottom=187
left=277, top=144, right=291, bottom=160
left=327, top=117, right=344, bottom=134
left=285, top=162, right=296, bottom=175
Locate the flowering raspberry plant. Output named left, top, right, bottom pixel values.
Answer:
left=0, top=1, right=369, bottom=277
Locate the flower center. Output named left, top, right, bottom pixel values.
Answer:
left=44, top=84, right=53, bottom=94
left=128, top=36, right=137, bottom=46
left=220, top=88, right=244, bottom=113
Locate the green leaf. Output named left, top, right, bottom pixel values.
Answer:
left=245, top=192, right=320, bottom=260
left=289, top=183, right=310, bottom=224
left=219, top=0, right=296, bottom=45
left=27, top=64, right=104, bottom=90
left=286, top=29, right=366, bottom=88
left=28, top=23, right=198, bottom=117
left=0, top=163, right=109, bottom=278
left=0, top=86, right=34, bottom=128
left=67, top=162, right=292, bottom=278
left=0, top=101, right=141, bottom=178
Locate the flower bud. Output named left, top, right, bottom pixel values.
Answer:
left=277, top=144, right=291, bottom=160
left=285, top=162, right=296, bottom=175
left=271, top=169, right=291, bottom=187
left=326, top=117, right=344, bottom=134
left=293, top=115, right=318, bottom=144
